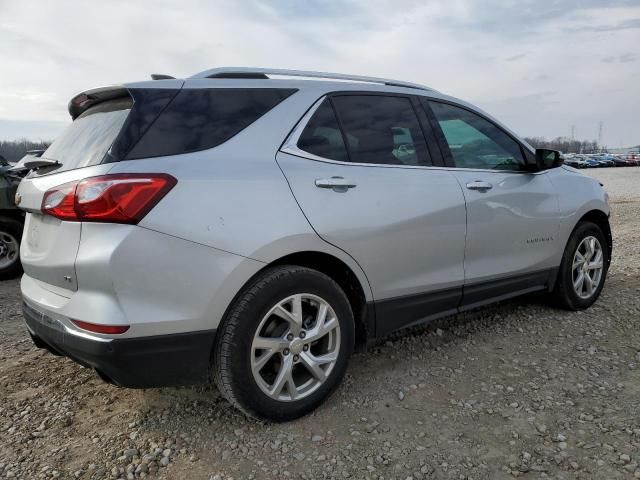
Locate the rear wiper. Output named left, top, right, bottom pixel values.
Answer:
left=26, top=149, right=46, bottom=158
left=23, top=158, right=62, bottom=170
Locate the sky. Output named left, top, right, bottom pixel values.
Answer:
left=0, top=0, right=639, bottom=147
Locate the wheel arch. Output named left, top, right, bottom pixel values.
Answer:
left=0, top=211, right=25, bottom=223
left=269, top=251, right=372, bottom=351
left=575, top=209, right=612, bottom=267
left=219, top=250, right=373, bottom=353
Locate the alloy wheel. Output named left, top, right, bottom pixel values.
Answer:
left=250, top=293, right=340, bottom=402
left=572, top=236, right=604, bottom=299
left=0, top=231, right=19, bottom=269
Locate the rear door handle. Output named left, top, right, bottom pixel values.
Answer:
left=315, top=176, right=357, bottom=192
left=466, top=180, right=493, bottom=191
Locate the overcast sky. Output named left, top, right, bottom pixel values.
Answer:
left=1, top=0, right=638, bottom=146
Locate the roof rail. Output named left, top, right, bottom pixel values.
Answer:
left=190, top=67, right=433, bottom=91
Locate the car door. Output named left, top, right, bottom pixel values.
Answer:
left=277, top=93, right=467, bottom=336
left=423, top=99, right=560, bottom=308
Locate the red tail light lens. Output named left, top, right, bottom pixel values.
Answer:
left=41, top=174, right=176, bottom=224
left=41, top=182, right=77, bottom=220
left=72, top=319, right=130, bottom=335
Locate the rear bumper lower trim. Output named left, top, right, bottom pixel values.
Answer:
left=22, top=301, right=215, bottom=388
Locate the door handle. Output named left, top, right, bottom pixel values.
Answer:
left=315, top=176, right=357, bottom=192
left=466, top=180, right=493, bottom=191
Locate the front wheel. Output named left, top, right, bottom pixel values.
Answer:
left=552, top=221, right=609, bottom=310
left=0, top=217, right=23, bottom=280
left=212, top=266, right=354, bottom=422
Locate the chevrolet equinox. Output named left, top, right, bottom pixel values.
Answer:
left=17, top=68, right=612, bottom=421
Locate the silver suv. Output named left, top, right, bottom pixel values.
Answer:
left=17, top=68, right=611, bottom=421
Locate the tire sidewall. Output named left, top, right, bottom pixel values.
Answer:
left=219, top=268, right=354, bottom=421
left=0, top=217, right=23, bottom=280
left=559, top=222, right=608, bottom=309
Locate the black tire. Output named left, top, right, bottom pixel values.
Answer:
left=552, top=221, right=609, bottom=310
left=213, top=265, right=355, bottom=422
left=0, top=216, right=23, bottom=280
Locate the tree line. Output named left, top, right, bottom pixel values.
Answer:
left=523, top=137, right=606, bottom=154
left=0, top=139, right=52, bottom=163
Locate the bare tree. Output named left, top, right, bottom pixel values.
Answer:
left=523, top=136, right=606, bottom=154
left=0, top=139, right=51, bottom=163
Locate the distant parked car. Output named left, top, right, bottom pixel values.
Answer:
left=627, top=152, right=640, bottom=165
left=564, top=157, right=587, bottom=169
left=597, top=158, right=615, bottom=168
left=612, top=156, right=632, bottom=167
left=572, top=156, right=591, bottom=168
left=582, top=157, right=602, bottom=168
left=0, top=153, right=35, bottom=279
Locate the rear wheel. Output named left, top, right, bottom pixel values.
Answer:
left=0, top=217, right=23, bottom=280
left=213, top=265, right=354, bottom=422
left=552, top=221, right=608, bottom=310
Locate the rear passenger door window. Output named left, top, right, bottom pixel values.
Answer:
left=331, top=95, right=432, bottom=166
left=428, top=101, right=525, bottom=171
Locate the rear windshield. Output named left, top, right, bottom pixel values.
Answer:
left=42, top=97, right=132, bottom=171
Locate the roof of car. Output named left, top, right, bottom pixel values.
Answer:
left=68, top=68, right=533, bottom=152
left=189, top=67, right=437, bottom=92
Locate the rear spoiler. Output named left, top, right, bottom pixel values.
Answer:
left=68, top=86, right=130, bottom=120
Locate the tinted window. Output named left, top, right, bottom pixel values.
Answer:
left=42, top=97, right=133, bottom=172
left=429, top=102, right=524, bottom=171
left=331, top=95, right=431, bottom=166
left=297, top=100, right=348, bottom=162
left=127, top=88, right=296, bottom=159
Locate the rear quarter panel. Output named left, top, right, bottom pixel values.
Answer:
left=108, top=86, right=374, bottom=305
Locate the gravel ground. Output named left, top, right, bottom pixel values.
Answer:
left=1, top=167, right=639, bottom=480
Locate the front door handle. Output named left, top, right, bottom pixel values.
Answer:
left=466, top=180, right=493, bottom=191
left=315, top=176, right=357, bottom=192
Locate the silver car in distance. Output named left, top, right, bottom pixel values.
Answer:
left=17, top=68, right=611, bottom=421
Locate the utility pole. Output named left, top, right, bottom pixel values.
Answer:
left=598, top=121, right=603, bottom=149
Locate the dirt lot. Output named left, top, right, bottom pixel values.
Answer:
left=1, top=167, right=639, bottom=480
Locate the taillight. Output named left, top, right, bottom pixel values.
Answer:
left=41, top=174, right=176, bottom=224
left=71, top=319, right=130, bottom=334
left=41, top=182, right=77, bottom=220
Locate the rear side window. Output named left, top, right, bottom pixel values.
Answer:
left=42, top=97, right=133, bottom=172
left=331, top=95, right=432, bottom=166
left=429, top=101, right=525, bottom=171
left=127, top=88, right=296, bottom=159
left=297, top=100, right=348, bottom=162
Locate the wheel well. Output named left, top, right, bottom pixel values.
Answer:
left=577, top=209, right=612, bottom=266
left=0, top=211, right=25, bottom=223
left=270, top=251, right=370, bottom=352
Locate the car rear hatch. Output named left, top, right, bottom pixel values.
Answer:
left=17, top=83, right=182, bottom=295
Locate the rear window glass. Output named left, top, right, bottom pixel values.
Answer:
left=126, top=88, right=296, bottom=159
left=331, top=95, right=432, bottom=166
left=42, top=97, right=132, bottom=171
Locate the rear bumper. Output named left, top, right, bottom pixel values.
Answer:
left=23, top=301, right=215, bottom=388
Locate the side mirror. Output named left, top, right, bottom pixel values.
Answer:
left=535, top=149, right=564, bottom=170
